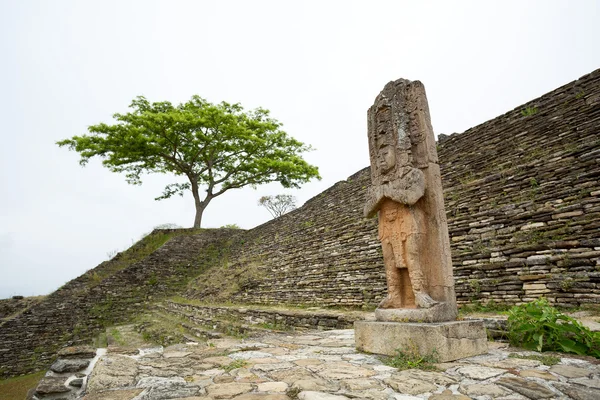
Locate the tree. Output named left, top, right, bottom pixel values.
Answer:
left=258, top=194, right=297, bottom=218
left=57, top=96, right=320, bottom=228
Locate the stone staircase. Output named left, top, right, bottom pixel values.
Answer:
left=143, top=300, right=372, bottom=343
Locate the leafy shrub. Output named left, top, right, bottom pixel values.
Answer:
left=507, top=298, right=600, bottom=358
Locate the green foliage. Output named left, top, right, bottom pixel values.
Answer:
left=223, top=359, right=248, bottom=372
left=57, top=95, right=320, bottom=227
left=381, top=341, right=439, bottom=370
left=521, top=106, right=538, bottom=116
left=220, top=224, right=241, bottom=229
left=459, top=299, right=512, bottom=314
left=508, top=353, right=560, bottom=366
left=507, top=298, right=600, bottom=358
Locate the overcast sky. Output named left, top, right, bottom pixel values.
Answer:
left=1, top=1, right=599, bottom=299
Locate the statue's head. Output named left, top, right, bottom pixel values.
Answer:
left=374, top=104, right=397, bottom=178
left=377, top=143, right=396, bottom=175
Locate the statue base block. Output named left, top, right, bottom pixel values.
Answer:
left=375, top=302, right=457, bottom=323
left=354, top=320, right=488, bottom=362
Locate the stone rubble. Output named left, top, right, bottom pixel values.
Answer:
left=31, top=329, right=600, bottom=400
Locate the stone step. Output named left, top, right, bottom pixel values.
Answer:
left=160, top=300, right=367, bottom=332
left=152, top=304, right=289, bottom=339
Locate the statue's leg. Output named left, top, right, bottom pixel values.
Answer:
left=378, top=238, right=404, bottom=309
left=406, top=233, right=438, bottom=309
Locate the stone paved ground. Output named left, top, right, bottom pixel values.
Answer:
left=77, top=329, right=600, bottom=400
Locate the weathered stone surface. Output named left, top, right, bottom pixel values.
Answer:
left=549, top=364, right=592, bottom=378
left=340, top=378, right=382, bottom=391
left=82, top=389, right=144, bottom=400
left=396, top=369, right=457, bottom=386
left=365, top=78, right=457, bottom=321
left=456, top=365, right=505, bottom=380
left=554, top=382, right=600, bottom=400
left=383, top=375, right=436, bottom=395
left=87, top=355, right=138, bottom=392
left=50, top=358, right=90, bottom=373
left=206, top=382, right=254, bottom=399
left=520, top=369, right=558, bottom=381
left=69, top=377, right=84, bottom=387
left=354, top=320, right=487, bottom=362
left=232, top=395, right=290, bottom=400
left=429, top=389, right=471, bottom=400
left=298, top=392, right=350, bottom=400
left=571, top=377, right=600, bottom=389
left=230, top=351, right=274, bottom=360
left=291, top=379, right=339, bottom=392
left=58, top=346, right=96, bottom=359
left=252, top=362, right=296, bottom=372
left=459, top=383, right=508, bottom=397
left=308, top=361, right=376, bottom=380
left=36, top=376, right=71, bottom=395
left=257, top=381, right=288, bottom=392
left=497, top=376, right=556, bottom=399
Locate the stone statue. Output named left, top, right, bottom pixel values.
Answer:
left=364, top=78, right=457, bottom=322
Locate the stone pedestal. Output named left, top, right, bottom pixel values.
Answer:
left=354, top=320, right=488, bottom=362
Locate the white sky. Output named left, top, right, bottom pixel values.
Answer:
left=1, top=0, right=599, bottom=299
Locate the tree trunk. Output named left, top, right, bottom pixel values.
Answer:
left=191, top=180, right=212, bottom=229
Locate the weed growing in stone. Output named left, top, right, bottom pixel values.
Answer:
left=507, top=297, right=600, bottom=358
left=381, top=341, right=439, bottom=371
left=508, top=353, right=560, bottom=366
left=223, top=359, right=248, bottom=372
left=521, top=106, right=538, bottom=116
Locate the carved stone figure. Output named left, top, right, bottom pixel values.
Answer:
left=365, top=79, right=457, bottom=322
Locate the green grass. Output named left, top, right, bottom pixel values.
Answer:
left=508, top=353, right=560, bottom=366
left=380, top=341, right=439, bottom=371
left=85, top=231, right=177, bottom=288
left=223, top=359, right=248, bottom=372
left=0, top=371, right=46, bottom=400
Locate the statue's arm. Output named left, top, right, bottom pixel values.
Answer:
left=364, top=186, right=384, bottom=218
left=386, top=169, right=425, bottom=206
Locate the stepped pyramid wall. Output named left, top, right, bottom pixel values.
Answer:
left=1, top=69, right=599, bottom=378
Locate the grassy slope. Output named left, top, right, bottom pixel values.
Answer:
left=0, top=371, right=45, bottom=400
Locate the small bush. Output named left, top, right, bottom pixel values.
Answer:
left=507, top=298, right=600, bottom=358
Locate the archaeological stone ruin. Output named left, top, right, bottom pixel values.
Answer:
left=0, top=68, right=599, bottom=395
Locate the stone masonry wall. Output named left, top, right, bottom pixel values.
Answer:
left=185, top=69, right=600, bottom=309
left=2, top=69, right=599, bottom=378
left=0, top=229, right=236, bottom=378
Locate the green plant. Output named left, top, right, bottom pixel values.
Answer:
left=508, top=353, right=560, bottom=366
left=223, top=359, right=248, bottom=372
left=521, top=106, right=538, bottom=116
left=220, top=224, right=241, bottom=229
left=506, top=297, right=600, bottom=358
left=57, top=96, right=320, bottom=228
left=381, top=341, right=439, bottom=370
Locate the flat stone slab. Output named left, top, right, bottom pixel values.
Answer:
left=497, top=376, right=556, bottom=399
left=82, top=388, right=144, bottom=400
left=50, top=358, right=91, bottom=373
left=354, top=320, right=487, bottom=362
left=58, top=345, right=96, bottom=359
left=36, top=376, right=71, bottom=395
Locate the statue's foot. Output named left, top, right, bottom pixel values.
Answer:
left=378, top=296, right=403, bottom=309
left=415, top=292, right=438, bottom=309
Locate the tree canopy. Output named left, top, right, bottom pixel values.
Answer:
left=258, top=194, right=297, bottom=218
left=57, top=96, right=320, bottom=228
